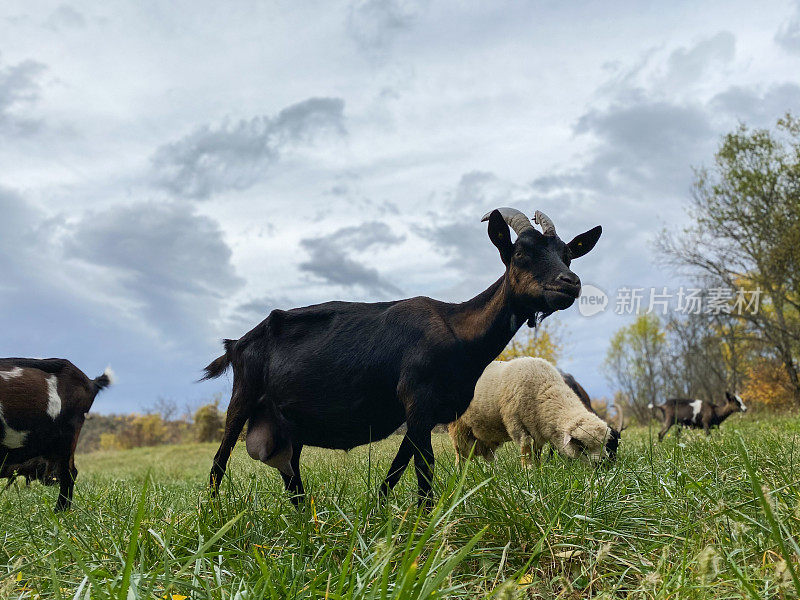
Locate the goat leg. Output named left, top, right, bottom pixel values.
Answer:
left=210, top=389, right=250, bottom=495
left=279, top=442, right=305, bottom=507
left=54, top=457, right=74, bottom=512
left=409, top=427, right=435, bottom=508
left=379, top=434, right=415, bottom=497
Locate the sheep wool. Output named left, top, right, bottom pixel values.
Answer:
left=449, top=357, right=610, bottom=465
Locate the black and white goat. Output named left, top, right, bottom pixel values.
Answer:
left=649, top=392, right=747, bottom=441
left=0, top=358, right=114, bottom=510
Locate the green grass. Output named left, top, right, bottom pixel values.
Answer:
left=2, top=416, right=800, bottom=599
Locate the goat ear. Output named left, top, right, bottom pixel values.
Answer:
left=487, top=209, right=514, bottom=265
left=567, top=225, right=602, bottom=259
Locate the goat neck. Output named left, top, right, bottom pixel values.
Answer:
left=715, top=399, right=738, bottom=422
left=449, top=275, right=525, bottom=366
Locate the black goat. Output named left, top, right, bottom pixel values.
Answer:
left=0, top=358, right=113, bottom=510
left=649, top=391, right=747, bottom=441
left=203, top=208, right=601, bottom=505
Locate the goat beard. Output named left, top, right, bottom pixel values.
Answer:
left=526, top=311, right=553, bottom=328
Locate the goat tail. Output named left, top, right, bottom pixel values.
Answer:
left=93, top=366, right=116, bottom=392
left=201, top=339, right=237, bottom=381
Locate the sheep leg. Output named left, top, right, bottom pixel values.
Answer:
left=521, top=441, right=543, bottom=467
left=448, top=420, right=478, bottom=465
left=519, top=441, right=532, bottom=466
left=507, top=422, right=535, bottom=467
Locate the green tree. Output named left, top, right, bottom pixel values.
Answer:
left=658, top=114, right=800, bottom=406
left=604, top=314, right=667, bottom=423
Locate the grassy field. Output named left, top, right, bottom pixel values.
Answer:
left=2, top=417, right=800, bottom=599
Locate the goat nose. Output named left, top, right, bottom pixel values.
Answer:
left=557, top=271, right=580, bottom=287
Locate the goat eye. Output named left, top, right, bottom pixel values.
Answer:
left=514, top=250, right=524, bottom=260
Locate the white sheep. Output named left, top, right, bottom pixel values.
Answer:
left=449, top=357, right=611, bottom=465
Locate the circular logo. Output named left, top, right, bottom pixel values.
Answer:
left=577, top=284, right=608, bottom=317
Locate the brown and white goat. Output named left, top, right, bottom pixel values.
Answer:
left=649, top=391, right=747, bottom=441
left=0, top=358, right=113, bottom=510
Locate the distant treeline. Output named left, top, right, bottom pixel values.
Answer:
left=77, top=398, right=227, bottom=453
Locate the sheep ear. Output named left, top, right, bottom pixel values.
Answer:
left=562, top=432, right=572, bottom=448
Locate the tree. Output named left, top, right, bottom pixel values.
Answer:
left=604, top=314, right=666, bottom=423
left=116, top=414, right=168, bottom=449
left=194, top=398, right=224, bottom=443
left=660, top=310, right=745, bottom=402
left=658, top=114, right=800, bottom=406
left=741, top=357, right=794, bottom=409
left=497, top=320, right=566, bottom=365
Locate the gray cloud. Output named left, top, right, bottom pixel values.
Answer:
left=299, top=221, right=405, bottom=296
left=0, top=54, right=46, bottom=135
left=414, top=171, right=518, bottom=288
left=236, top=295, right=292, bottom=320
left=534, top=100, right=714, bottom=199
left=151, top=97, right=346, bottom=199
left=63, top=201, right=244, bottom=344
left=230, top=294, right=297, bottom=333
left=0, top=188, right=241, bottom=410
left=776, top=4, right=800, bottom=54
left=450, top=170, right=511, bottom=211
left=532, top=32, right=800, bottom=202
left=711, top=83, right=800, bottom=126
left=415, top=217, right=496, bottom=280
left=346, top=0, right=425, bottom=55
left=0, top=185, right=40, bottom=250
left=664, top=31, right=735, bottom=88
left=44, top=5, right=86, bottom=30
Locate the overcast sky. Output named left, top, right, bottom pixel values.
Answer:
left=1, top=0, right=799, bottom=413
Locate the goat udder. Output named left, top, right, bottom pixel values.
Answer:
left=245, top=418, right=293, bottom=477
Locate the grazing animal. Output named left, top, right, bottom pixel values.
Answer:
left=649, top=392, right=747, bottom=441
left=1, top=457, right=58, bottom=490
left=560, top=370, right=624, bottom=461
left=448, top=357, right=612, bottom=465
left=0, top=358, right=114, bottom=510
left=203, top=208, right=602, bottom=505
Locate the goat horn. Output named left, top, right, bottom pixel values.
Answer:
left=615, top=404, right=625, bottom=431
left=481, top=207, right=534, bottom=236
left=534, top=210, right=557, bottom=236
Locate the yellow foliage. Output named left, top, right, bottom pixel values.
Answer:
left=497, top=321, right=566, bottom=365
left=741, top=360, right=794, bottom=409
left=115, top=413, right=168, bottom=449
left=99, top=432, right=121, bottom=451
